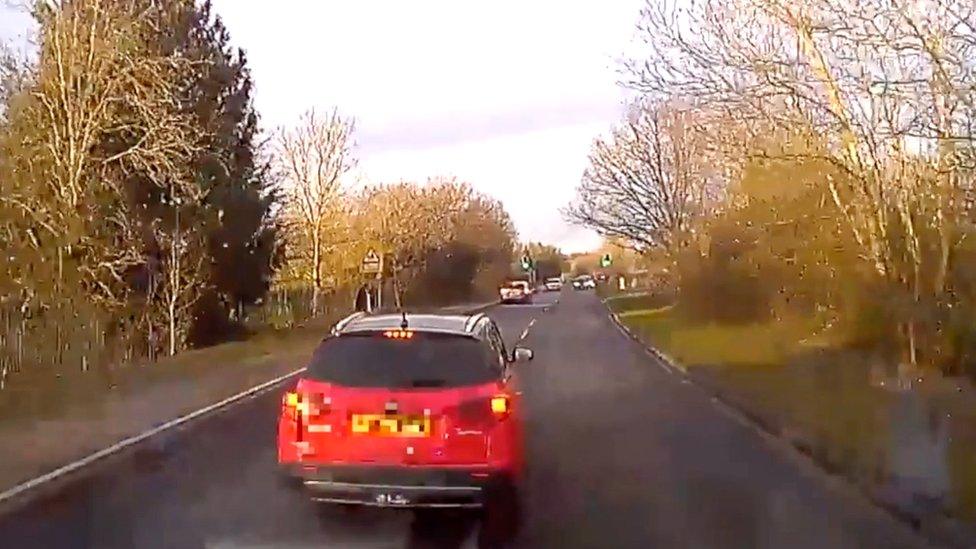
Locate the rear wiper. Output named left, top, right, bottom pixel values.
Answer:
left=408, top=379, right=447, bottom=388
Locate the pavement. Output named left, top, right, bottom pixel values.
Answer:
left=0, top=291, right=934, bottom=548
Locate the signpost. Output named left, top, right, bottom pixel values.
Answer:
left=361, top=250, right=383, bottom=310
left=361, top=249, right=383, bottom=274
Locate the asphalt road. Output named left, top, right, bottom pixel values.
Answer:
left=0, top=290, right=932, bottom=548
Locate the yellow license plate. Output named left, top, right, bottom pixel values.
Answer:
left=351, top=414, right=431, bottom=437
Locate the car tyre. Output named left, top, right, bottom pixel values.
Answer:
left=478, top=475, right=521, bottom=548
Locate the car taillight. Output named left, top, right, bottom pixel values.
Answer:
left=490, top=395, right=510, bottom=418
left=282, top=391, right=331, bottom=418
left=457, top=395, right=511, bottom=424
left=490, top=395, right=511, bottom=420
left=282, top=391, right=300, bottom=419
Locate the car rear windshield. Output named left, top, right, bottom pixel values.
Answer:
left=307, top=332, right=499, bottom=389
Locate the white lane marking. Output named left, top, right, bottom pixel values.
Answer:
left=1, top=303, right=498, bottom=504
left=0, top=367, right=306, bottom=506
left=518, top=318, right=538, bottom=342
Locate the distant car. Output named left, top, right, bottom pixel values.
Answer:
left=572, top=275, right=596, bottom=290
left=543, top=277, right=563, bottom=291
left=500, top=281, right=533, bottom=304
left=278, top=311, right=532, bottom=522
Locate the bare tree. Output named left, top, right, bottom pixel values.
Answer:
left=275, top=108, right=356, bottom=313
left=626, top=0, right=976, bottom=364
left=354, top=178, right=474, bottom=308
left=0, top=0, right=207, bottom=367
left=3, top=0, right=204, bottom=307
left=565, top=100, right=716, bottom=254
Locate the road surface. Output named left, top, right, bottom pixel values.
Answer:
left=0, top=290, right=931, bottom=548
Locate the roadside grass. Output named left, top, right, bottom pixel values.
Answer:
left=604, top=292, right=673, bottom=315
left=0, top=313, right=339, bottom=425
left=0, top=296, right=496, bottom=425
left=618, top=305, right=820, bottom=367
left=616, top=301, right=901, bottom=493
left=611, top=292, right=976, bottom=526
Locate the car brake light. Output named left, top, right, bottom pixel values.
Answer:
left=490, top=395, right=511, bottom=420
left=383, top=330, right=414, bottom=339
left=457, top=396, right=510, bottom=422
left=282, top=391, right=331, bottom=418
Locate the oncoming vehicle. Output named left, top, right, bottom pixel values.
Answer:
left=499, top=280, right=533, bottom=304
left=572, top=275, right=596, bottom=290
left=543, top=277, right=563, bottom=292
left=277, top=311, right=533, bottom=531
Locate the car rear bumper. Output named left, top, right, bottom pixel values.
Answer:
left=282, top=464, right=503, bottom=508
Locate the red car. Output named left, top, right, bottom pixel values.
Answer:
left=278, top=311, right=532, bottom=517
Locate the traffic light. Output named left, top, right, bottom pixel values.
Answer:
left=600, top=253, right=612, bottom=268
left=520, top=255, right=532, bottom=271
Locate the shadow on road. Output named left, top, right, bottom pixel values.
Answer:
left=406, top=509, right=480, bottom=548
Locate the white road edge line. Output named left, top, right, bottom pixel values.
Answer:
left=652, top=351, right=674, bottom=374
left=0, top=366, right=307, bottom=506
left=606, top=303, right=941, bottom=545
left=0, top=303, right=499, bottom=505
left=609, top=312, right=675, bottom=376
left=710, top=396, right=754, bottom=430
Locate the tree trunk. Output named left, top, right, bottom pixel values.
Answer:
left=908, top=319, right=918, bottom=367
left=311, top=233, right=321, bottom=316
left=169, top=234, right=178, bottom=357
left=168, top=296, right=177, bottom=357
left=910, top=259, right=920, bottom=367
left=392, top=262, right=403, bottom=310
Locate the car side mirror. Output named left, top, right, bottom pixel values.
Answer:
left=511, top=347, right=534, bottom=363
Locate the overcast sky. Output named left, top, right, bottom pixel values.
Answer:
left=1, top=1, right=645, bottom=252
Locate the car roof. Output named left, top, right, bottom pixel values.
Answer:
left=333, top=312, right=486, bottom=337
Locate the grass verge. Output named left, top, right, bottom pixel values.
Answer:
left=611, top=293, right=976, bottom=536
left=618, top=305, right=820, bottom=367
left=0, top=312, right=341, bottom=424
